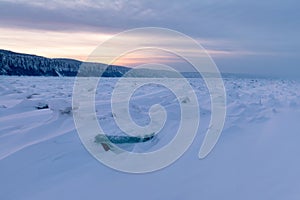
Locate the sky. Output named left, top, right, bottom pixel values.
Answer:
left=0, top=0, right=299, bottom=77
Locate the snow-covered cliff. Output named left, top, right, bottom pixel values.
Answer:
left=0, top=49, right=130, bottom=77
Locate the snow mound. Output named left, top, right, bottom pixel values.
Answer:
left=48, top=99, right=72, bottom=114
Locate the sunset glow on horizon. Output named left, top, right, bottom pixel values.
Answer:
left=0, top=27, right=243, bottom=68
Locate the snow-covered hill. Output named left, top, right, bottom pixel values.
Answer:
left=0, top=49, right=130, bottom=77
left=0, top=76, right=300, bottom=199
